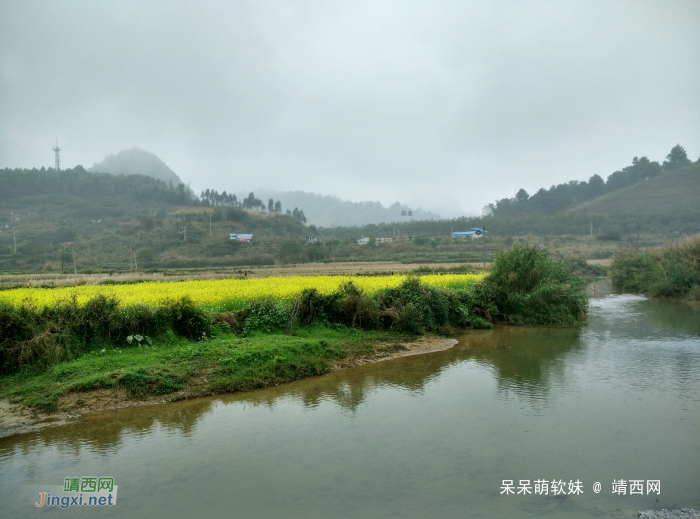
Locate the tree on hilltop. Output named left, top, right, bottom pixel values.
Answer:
left=663, top=144, right=691, bottom=171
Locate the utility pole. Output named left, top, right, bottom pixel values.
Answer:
left=590, top=221, right=593, bottom=237
left=133, top=249, right=138, bottom=271
left=61, top=244, right=64, bottom=274
left=130, top=244, right=133, bottom=271
left=71, top=245, right=77, bottom=276
left=209, top=215, right=212, bottom=236
left=13, top=231, right=16, bottom=254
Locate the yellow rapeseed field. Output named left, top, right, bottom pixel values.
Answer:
left=0, top=274, right=485, bottom=311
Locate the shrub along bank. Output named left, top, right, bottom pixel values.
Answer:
left=611, top=236, right=700, bottom=299
left=0, top=245, right=588, bottom=412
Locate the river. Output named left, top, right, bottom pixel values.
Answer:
left=1, top=284, right=699, bottom=518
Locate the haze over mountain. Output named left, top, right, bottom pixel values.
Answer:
left=89, top=147, right=186, bottom=187
left=85, top=148, right=440, bottom=226
left=252, top=190, right=442, bottom=227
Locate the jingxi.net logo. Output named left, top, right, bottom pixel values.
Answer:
left=35, top=477, right=117, bottom=509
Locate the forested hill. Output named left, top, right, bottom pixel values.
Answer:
left=0, top=166, right=193, bottom=206
left=488, top=144, right=698, bottom=217
left=0, top=167, right=309, bottom=224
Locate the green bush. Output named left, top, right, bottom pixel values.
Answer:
left=486, top=244, right=588, bottom=326
left=241, top=298, right=290, bottom=334
left=611, top=236, right=700, bottom=299
left=610, top=250, right=658, bottom=294
left=338, top=282, right=380, bottom=330
left=0, top=296, right=212, bottom=375
left=160, top=297, right=212, bottom=340
left=297, top=287, right=343, bottom=325
left=294, top=277, right=472, bottom=333
left=379, top=277, right=451, bottom=333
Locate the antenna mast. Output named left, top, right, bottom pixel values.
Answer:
left=52, top=140, right=61, bottom=170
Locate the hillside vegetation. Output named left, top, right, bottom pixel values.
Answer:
left=570, top=165, right=700, bottom=215
left=488, top=144, right=698, bottom=217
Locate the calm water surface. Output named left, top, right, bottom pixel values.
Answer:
left=1, top=286, right=699, bottom=518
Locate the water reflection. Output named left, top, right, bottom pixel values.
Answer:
left=461, top=327, right=583, bottom=404
left=642, top=299, right=700, bottom=336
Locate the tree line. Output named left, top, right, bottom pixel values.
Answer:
left=199, top=189, right=306, bottom=222
left=1, top=166, right=308, bottom=223
left=487, top=144, right=698, bottom=217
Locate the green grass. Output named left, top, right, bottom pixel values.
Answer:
left=0, top=326, right=409, bottom=412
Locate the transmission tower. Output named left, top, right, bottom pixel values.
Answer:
left=52, top=140, right=61, bottom=170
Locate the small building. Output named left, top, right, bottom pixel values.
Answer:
left=357, top=236, right=393, bottom=245
left=230, top=233, right=253, bottom=243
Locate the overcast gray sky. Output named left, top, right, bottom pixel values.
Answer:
left=1, top=0, right=698, bottom=217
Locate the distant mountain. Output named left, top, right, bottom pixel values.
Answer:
left=251, top=189, right=442, bottom=227
left=569, top=164, right=700, bottom=215
left=89, top=147, right=186, bottom=187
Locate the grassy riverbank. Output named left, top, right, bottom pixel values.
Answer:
left=0, top=326, right=425, bottom=413
left=611, top=236, right=700, bottom=299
